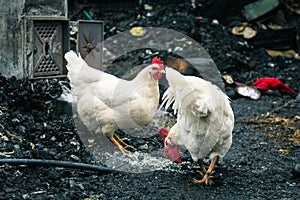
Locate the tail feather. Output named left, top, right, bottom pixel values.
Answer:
left=159, top=88, right=176, bottom=114
left=64, top=51, right=106, bottom=95
left=65, top=51, right=84, bottom=81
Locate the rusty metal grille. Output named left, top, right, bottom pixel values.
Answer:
left=33, top=20, right=69, bottom=78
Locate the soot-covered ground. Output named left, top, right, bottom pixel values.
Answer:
left=1, top=0, right=300, bottom=199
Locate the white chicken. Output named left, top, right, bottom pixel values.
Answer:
left=158, top=67, right=234, bottom=184
left=64, top=51, right=165, bottom=153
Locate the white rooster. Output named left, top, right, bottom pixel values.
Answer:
left=158, top=67, right=234, bottom=184
left=64, top=51, right=165, bottom=153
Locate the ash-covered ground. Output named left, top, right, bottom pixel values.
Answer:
left=1, top=0, right=300, bottom=199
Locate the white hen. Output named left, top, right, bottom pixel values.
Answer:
left=159, top=67, right=234, bottom=184
left=64, top=51, right=164, bottom=153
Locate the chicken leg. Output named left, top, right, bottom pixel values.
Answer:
left=193, top=156, right=219, bottom=185
left=198, top=159, right=207, bottom=175
left=109, top=133, right=134, bottom=153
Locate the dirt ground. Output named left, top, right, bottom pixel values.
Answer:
left=1, top=0, right=300, bottom=199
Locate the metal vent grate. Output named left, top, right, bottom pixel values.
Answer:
left=33, top=20, right=69, bottom=78
left=36, top=56, right=58, bottom=73
left=35, top=24, right=57, bottom=39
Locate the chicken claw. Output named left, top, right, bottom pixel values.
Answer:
left=109, top=136, right=130, bottom=153
left=113, top=134, right=134, bottom=149
left=109, top=133, right=134, bottom=153
left=193, top=172, right=214, bottom=185
left=198, top=159, right=207, bottom=174
left=193, top=156, right=219, bottom=185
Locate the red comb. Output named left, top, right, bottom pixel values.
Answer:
left=152, top=57, right=164, bottom=66
left=158, top=128, right=169, bottom=141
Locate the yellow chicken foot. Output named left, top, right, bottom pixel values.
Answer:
left=109, top=136, right=130, bottom=153
left=193, top=156, right=219, bottom=185
left=198, top=159, right=207, bottom=174
left=113, top=133, right=134, bottom=150
left=195, top=159, right=207, bottom=177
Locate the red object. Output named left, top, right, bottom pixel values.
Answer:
left=152, top=57, right=164, bottom=70
left=158, top=128, right=168, bottom=141
left=158, top=128, right=182, bottom=163
left=251, top=78, right=296, bottom=96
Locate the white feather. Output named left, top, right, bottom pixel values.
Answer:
left=162, top=67, right=234, bottom=162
